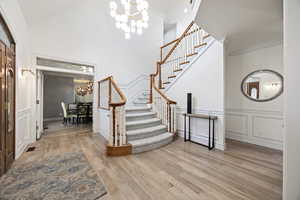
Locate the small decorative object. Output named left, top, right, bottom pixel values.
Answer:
left=76, top=81, right=93, bottom=96
left=241, top=69, right=284, bottom=102
left=187, top=93, right=192, bottom=114
left=109, top=0, right=149, bottom=39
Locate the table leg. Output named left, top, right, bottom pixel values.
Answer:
left=209, top=117, right=211, bottom=150
left=188, top=116, right=191, bottom=141
left=184, top=115, right=187, bottom=142
left=213, top=119, right=215, bottom=149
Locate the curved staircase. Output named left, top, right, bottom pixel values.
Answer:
left=99, top=21, right=211, bottom=156
left=126, top=106, right=173, bottom=153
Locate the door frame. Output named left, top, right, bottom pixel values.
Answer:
left=36, top=70, right=44, bottom=140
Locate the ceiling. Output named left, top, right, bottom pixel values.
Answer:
left=18, top=0, right=191, bottom=27
left=196, top=0, right=283, bottom=54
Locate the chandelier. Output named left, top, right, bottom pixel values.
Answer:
left=76, top=82, right=93, bottom=96
left=109, top=0, right=149, bottom=39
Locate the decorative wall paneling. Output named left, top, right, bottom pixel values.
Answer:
left=226, top=109, right=283, bottom=150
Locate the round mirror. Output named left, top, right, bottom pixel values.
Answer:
left=241, top=69, right=283, bottom=102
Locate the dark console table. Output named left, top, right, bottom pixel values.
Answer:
left=183, top=113, right=218, bottom=150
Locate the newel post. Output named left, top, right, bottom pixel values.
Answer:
left=149, top=74, right=153, bottom=104
left=158, top=62, right=162, bottom=89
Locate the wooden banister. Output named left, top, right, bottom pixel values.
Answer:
left=98, top=76, right=129, bottom=155
left=161, top=21, right=195, bottom=64
left=98, top=76, right=127, bottom=108
left=110, top=77, right=127, bottom=107
left=150, top=62, right=176, bottom=105
left=149, top=21, right=204, bottom=134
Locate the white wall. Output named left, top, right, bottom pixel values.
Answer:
left=164, top=26, right=177, bottom=44
left=26, top=0, right=164, bottom=134
left=165, top=40, right=226, bottom=150
left=283, top=0, right=300, bottom=199
left=176, top=0, right=202, bottom=37
left=0, top=0, right=35, bottom=158
left=30, top=0, right=163, bottom=84
left=226, top=44, right=284, bottom=150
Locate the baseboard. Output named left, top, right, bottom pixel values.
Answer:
left=226, top=132, right=283, bottom=150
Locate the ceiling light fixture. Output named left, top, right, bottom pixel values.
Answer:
left=109, top=0, right=149, bottom=39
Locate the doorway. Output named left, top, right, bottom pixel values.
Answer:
left=0, top=13, right=16, bottom=177
left=36, top=70, right=94, bottom=138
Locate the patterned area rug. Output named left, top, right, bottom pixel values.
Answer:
left=0, top=152, right=107, bottom=200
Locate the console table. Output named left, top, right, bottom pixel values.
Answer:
left=183, top=113, right=218, bottom=150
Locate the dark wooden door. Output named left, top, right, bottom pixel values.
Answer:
left=5, top=46, right=15, bottom=170
left=0, top=41, right=5, bottom=176
left=0, top=13, right=16, bottom=176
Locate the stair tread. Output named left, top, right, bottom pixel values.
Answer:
left=126, top=112, right=156, bottom=118
left=174, top=69, right=183, bottom=72
left=129, top=132, right=173, bottom=147
left=127, top=125, right=166, bottom=136
left=187, top=52, right=198, bottom=57
left=180, top=61, right=190, bottom=65
left=168, top=75, right=176, bottom=79
left=126, top=118, right=161, bottom=126
left=194, top=42, right=207, bottom=48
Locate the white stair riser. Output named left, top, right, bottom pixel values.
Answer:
left=127, top=127, right=167, bottom=141
left=126, top=113, right=156, bottom=122
left=132, top=136, right=173, bottom=154
left=133, top=101, right=148, bottom=105
left=126, top=108, right=151, bottom=114
left=126, top=120, right=161, bottom=131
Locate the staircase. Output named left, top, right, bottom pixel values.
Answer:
left=99, top=21, right=211, bottom=156
left=159, top=23, right=212, bottom=91
left=125, top=106, right=173, bottom=153
left=132, top=91, right=150, bottom=106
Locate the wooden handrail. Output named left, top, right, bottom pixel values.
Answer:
left=98, top=76, right=127, bottom=108
left=160, top=27, right=201, bottom=50
left=161, top=38, right=179, bottom=49
left=150, top=62, right=176, bottom=104
left=161, top=21, right=195, bottom=64
left=110, top=77, right=127, bottom=107
left=152, top=75, right=176, bottom=104
left=150, top=21, right=197, bottom=105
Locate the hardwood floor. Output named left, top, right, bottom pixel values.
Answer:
left=14, top=127, right=283, bottom=200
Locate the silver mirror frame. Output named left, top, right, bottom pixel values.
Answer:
left=241, top=69, right=284, bottom=102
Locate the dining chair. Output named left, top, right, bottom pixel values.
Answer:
left=77, top=104, right=88, bottom=124
left=61, top=102, right=77, bottom=124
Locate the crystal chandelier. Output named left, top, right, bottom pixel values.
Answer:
left=109, top=0, right=149, bottom=39
left=76, top=82, right=93, bottom=96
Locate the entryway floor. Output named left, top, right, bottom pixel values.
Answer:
left=9, top=128, right=283, bottom=200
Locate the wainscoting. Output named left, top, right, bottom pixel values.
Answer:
left=176, top=107, right=225, bottom=150
left=226, top=109, right=284, bottom=150
left=16, top=107, right=35, bottom=159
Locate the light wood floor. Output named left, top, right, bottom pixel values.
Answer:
left=15, top=126, right=283, bottom=200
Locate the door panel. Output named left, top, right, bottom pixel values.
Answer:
left=0, top=13, right=16, bottom=177
left=5, top=47, right=15, bottom=170
left=0, top=42, right=5, bottom=176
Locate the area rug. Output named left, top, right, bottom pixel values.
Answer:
left=0, top=152, right=107, bottom=200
